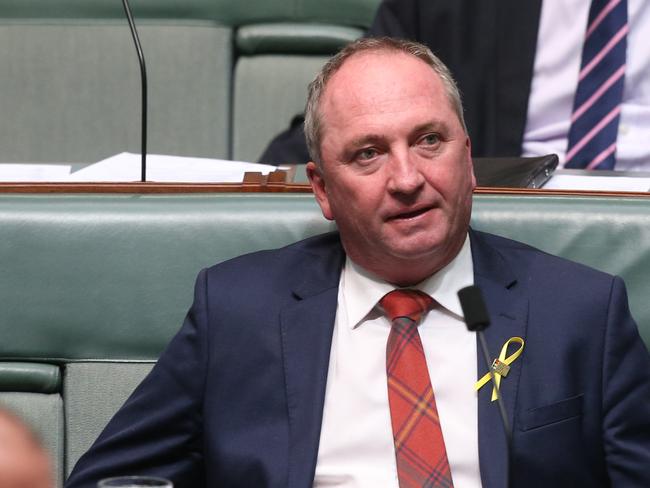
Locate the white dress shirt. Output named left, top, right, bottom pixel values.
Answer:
left=522, top=0, right=650, bottom=170
left=313, top=235, right=482, bottom=488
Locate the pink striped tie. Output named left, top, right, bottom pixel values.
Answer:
left=565, top=0, right=627, bottom=170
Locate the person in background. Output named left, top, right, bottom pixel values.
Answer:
left=0, top=408, right=54, bottom=488
left=260, top=0, right=650, bottom=171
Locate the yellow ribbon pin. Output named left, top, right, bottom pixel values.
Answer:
left=475, top=336, right=525, bottom=401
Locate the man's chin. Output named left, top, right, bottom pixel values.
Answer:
left=383, top=229, right=449, bottom=256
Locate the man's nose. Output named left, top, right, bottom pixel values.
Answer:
left=386, top=148, right=425, bottom=194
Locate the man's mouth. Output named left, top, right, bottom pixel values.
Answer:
left=388, top=205, right=434, bottom=221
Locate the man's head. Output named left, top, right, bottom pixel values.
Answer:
left=304, top=37, right=467, bottom=166
left=306, top=37, right=476, bottom=286
left=0, top=409, right=53, bottom=488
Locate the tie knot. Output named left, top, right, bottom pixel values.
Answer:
left=380, top=289, right=434, bottom=324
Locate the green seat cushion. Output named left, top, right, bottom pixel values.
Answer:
left=211, top=0, right=381, bottom=27
left=236, top=23, right=363, bottom=55
left=2, top=0, right=382, bottom=27
left=0, top=1, right=221, bottom=20
left=0, top=362, right=60, bottom=393
left=63, top=361, right=155, bottom=475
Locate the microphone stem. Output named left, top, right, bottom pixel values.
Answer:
left=121, top=0, right=148, bottom=182
left=477, top=330, right=512, bottom=485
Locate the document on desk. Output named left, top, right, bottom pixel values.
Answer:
left=0, top=164, right=71, bottom=181
left=544, top=173, right=650, bottom=192
left=67, top=153, right=282, bottom=182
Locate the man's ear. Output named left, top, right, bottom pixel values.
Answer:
left=465, top=136, right=477, bottom=189
left=306, top=161, right=334, bottom=221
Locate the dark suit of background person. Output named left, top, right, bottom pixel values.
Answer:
left=65, top=40, right=650, bottom=488
left=259, top=0, right=541, bottom=164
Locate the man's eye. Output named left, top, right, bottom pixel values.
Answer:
left=357, top=148, right=378, bottom=160
left=420, top=133, right=440, bottom=146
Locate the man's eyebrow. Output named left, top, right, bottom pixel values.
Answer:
left=344, top=120, right=450, bottom=152
left=411, top=121, right=447, bottom=134
left=347, top=134, right=386, bottom=148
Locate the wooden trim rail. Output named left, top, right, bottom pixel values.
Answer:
left=1, top=182, right=649, bottom=198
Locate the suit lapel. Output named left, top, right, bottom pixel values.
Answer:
left=280, top=239, right=344, bottom=488
left=470, top=231, right=529, bottom=488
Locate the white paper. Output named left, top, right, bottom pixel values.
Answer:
left=544, top=174, right=650, bottom=192
left=0, top=164, right=71, bottom=182
left=68, top=153, right=283, bottom=183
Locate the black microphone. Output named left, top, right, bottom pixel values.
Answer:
left=458, top=286, right=490, bottom=332
left=121, top=0, right=148, bottom=182
left=458, top=285, right=512, bottom=486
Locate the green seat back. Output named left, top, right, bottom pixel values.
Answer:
left=0, top=19, right=231, bottom=162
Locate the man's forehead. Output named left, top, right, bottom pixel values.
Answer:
left=319, top=51, right=451, bottom=131
left=328, top=50, right=439, bottom=91
left=322, top=51, right=444, bottom=113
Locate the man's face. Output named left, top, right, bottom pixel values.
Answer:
left=307, top=51, right=476, bottom=285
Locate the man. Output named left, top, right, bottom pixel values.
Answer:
left=0, top=408, right=54, bottom=488
left=260, top=0, right=650, bottom=171
left=66, top=38, right=650, bottom=488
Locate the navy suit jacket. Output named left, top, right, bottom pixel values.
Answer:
left=66, top=230, right=650, bottom=488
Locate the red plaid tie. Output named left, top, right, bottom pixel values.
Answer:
left=381, top=289, right=454, bottom=488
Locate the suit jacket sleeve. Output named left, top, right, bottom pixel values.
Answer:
left=65, top=269, right=211, bottom=488
left=602, top=277, right=650, bottom=486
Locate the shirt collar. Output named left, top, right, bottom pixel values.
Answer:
left=341, top=234, right=474, bottom=329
